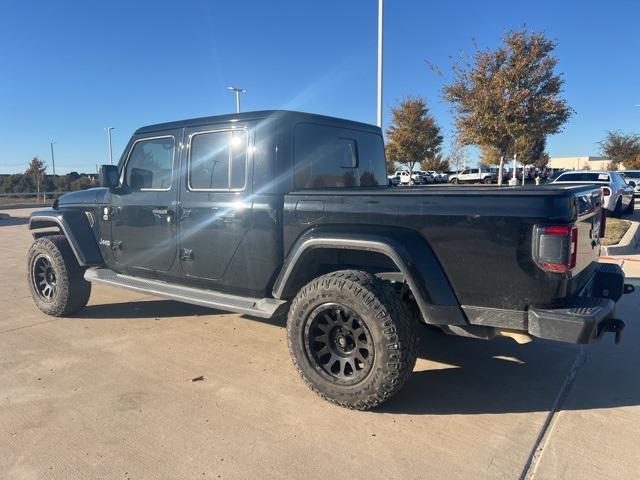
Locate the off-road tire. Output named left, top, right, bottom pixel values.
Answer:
left=27, top=235, right=91, bottom=316
left=624, top=198, right=634, bottom=214
left=287, top=270, right=417, bottom=410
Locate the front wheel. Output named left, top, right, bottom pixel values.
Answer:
left=451, top=178, right=459, bottom=184
left=287, top=270, right=417, bottom=410
left=27, top=235, right=91, bottom=316
left=484, top=177, right=492, bottom=184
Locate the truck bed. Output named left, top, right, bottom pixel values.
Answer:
left=284, top=184, right=603, bottom=312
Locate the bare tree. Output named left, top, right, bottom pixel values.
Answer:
left=26, top=157, right=47, bottom=202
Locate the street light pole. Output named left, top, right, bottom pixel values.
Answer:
left=228, top=86, right=246, bottom=113
left=106, top=127, right=114, bottom=165
left=50, top=141, right=56, bottom=176
left=377, top=0, right=384, bottom=128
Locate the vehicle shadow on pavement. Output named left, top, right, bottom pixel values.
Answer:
left=378, top=312, right=640, bottom=416
left=77, top=300, right=220, bottom=319
left=75, top=286, right=640, bottom=417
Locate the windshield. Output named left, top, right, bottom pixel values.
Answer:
left=623, top=171, right=640, bottom=179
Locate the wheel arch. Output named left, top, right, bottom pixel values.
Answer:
left=28, top=209, right=104, bottom=267
left=273, top=228, right=467, bottom=326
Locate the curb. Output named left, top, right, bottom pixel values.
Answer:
left=602, top=220, right=640, bottom=256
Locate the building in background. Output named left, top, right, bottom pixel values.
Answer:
left=547, top=156, right=619, bottom=170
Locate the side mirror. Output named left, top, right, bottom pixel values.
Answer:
left=99, top=164, right=119, bottom=189
left=628, top=180, right=636, bottom=187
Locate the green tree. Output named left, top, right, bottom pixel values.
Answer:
left=440, top=28, right=572, bottom=184
left=385, top=96, right=443, bottom=175
left=598, top=131, right=640, bottom=169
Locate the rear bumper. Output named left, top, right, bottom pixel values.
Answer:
left=528, top=263, right=630, bottom=344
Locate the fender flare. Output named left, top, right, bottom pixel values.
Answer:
left=29, top=209, right=104, bottom=267
left=273, top=229, right=467, bottom=325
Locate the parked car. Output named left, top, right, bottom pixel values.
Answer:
left=550, top=170, right=634, bottom=217
left=449, top=168, right=496, bottom=184
left=436, top=172, right=449, bottom=183
left=416, top=170, right=435, bottom=184
left=425, top=170, right=442, bottom=183
left=27, top=110, right=631, bottom=411
left=620, top=170, right=640, bottom=197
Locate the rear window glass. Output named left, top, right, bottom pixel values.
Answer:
left=623, top=171, right=640, bottom=179
left=189, top=129, right=247, bottom=190
left=555, top=172, right=610, bottom=183
left=294, top=123, right=387, bottom=189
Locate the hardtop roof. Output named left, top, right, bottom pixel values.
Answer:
left=134, top=110, right=381, bottom=135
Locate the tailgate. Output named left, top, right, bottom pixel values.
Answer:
left=573, top=187, right=604, bottom=275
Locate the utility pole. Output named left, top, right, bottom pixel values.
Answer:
left=50, top=141, right=56, bottom=176
left=377, top=0, right=384, bottom=128
left=106, top=127, right=114, bottom=165
left=228, top=86, right=246, bottom=113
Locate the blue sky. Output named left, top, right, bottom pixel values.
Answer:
left=0, top=0, right=638, bottom=174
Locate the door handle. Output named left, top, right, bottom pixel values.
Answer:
left=152, top=208, right=168, bottom=217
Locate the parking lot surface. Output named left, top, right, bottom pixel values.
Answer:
left=2, top=206, right=639, bottom=479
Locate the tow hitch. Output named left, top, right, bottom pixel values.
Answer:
left=598, top=318, right=626, bottom=345
left=623, top=283, right=635, bottom=295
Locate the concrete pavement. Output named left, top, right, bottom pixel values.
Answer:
left=1, top=206, right=639, bottom=479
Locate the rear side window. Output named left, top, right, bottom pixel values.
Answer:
left=294, top=123, right=386, bottom=189
left=125, top=136, right=175, bottom=191
left=189, top=129, right=248, bottom=190
left=556, top=172, right=610, bottom=183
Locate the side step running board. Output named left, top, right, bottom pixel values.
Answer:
left=84, top=268, right=286, bottom=319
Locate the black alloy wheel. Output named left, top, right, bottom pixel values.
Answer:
left=304, top=303, right=374, bottom=384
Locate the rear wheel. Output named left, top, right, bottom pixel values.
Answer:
left=612, top=197, right=623, bottom=218
left=287, top=270, right=417, bottom=410
left=624, top=197, right=635, bottom=214
left=484, top=177, right=492, bottom=184
left=27, top=235, right=91, bottom=316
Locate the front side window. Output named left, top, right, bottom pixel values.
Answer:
left=294, top=123, right=386, bottom=189
left=189, top=129, right=248, bottom=191
left=125, top=136, right=175, bottom=191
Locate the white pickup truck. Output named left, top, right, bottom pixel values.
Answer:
left=449, top=168, right=496, bottom=184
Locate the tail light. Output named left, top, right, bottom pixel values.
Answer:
left=534, top=225, right=578, bottom=273
left=602, top=187, right=611, bottom=197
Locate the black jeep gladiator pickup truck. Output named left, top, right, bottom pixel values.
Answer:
left=27, top=110, right=632, bottom=410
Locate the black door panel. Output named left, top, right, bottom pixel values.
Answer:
left=110, top=130, right=182, bottom=273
